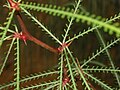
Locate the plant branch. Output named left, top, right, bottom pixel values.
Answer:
left=15, top=12, right=58, bottom=54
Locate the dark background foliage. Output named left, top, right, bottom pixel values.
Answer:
left=0, top=0, right=120, bottom=89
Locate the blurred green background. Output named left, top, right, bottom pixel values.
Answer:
left=0, top=0, right=120, bottom=89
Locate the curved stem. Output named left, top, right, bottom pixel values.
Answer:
left=16, top=12, right=58, bottom=54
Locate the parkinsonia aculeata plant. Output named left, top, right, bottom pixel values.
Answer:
left=0, top=0, right=120, bottom=90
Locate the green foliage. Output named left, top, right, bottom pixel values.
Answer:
left=0, top=10, right=15, bottom=47
left=20, top=1, right=120, bottom=37
left=0, top=0, right=120, bottom=90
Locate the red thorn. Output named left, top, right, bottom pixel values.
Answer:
left=57, top=42, right=72, bottom=53
left=20, top=32, right=27, bottom=45
left=13, top=32, right=27, bottom=45
left=8, top=0, right=20, bottom=11
left=62, top=67, right=70, bottom=87
left=62, top=77, right=70, bottom=87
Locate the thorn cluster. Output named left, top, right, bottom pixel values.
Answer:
left=8, top=0, right=20, bottom=11
left=13, top=32, right=27, bottom=45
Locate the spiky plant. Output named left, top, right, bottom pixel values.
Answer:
left=0, top=0, right=120, bottom=90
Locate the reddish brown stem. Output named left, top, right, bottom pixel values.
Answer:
left=76, top=58, right=96, bottom=90
left=8, top=0, right=59, bottom=53
left=16, top=12, right=58, bottom=54
left=62, top=67, right=70, bottom=87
